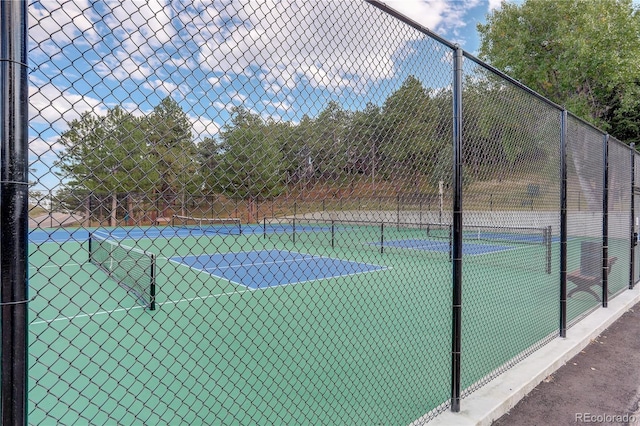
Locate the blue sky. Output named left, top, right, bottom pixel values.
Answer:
left=384, top=0, right=505, bottom=52
left=27, top=0, right=510, bottom=195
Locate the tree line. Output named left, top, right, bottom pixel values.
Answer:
left=478, top=0, right=640, bottom=145
left=53, top=75, right=556, bottom=224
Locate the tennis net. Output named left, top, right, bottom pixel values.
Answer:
left=424, top=223, right=552, bottom=245
left=263, top=217, right=553, bottom=273
left=421, top=222, right=553, bottom=274
left=88, top=233, right=156, bottom=310
left=264, top=217, right=550, bottom=245
left=172, top=215, right=242, bottom=235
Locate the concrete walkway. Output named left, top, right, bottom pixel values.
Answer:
left=426, top=287, right=640, bottom=425
left=29, top=212, right=84, bottom=229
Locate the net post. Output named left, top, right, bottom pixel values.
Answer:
left=602, top=134, right=609, bottom=307
left=149, top=254, right=156, bottom=311
left=88, top=233, right=93, bottom=263
left=545, top=226, right=552, bottom=274
left=292, top=217, right=296, bottom=245
left=448, top=224, right=453, bottom=262
left=397, top=194, right=400, bottom=230
left=263, top=216, right=266, bottom=239
left=331, top=220, right=335, bottom=249
left=380, top=222, right=384, bottom=254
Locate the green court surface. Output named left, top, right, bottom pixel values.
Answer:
left=27, top=224, right=620, bottom=424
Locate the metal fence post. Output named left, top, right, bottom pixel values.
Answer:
left=559, top=110, right=567, bottom=338
left=0, top=1, right=29, bottom=424
left=450, top=45, right=463, bottom=413
left=630, top=142, right=635, bottom=289
left=603, top=134, right=610, bottom=307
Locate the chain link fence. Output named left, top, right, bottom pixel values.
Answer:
left=0, top=0, right=633, bottom=424
left=635, top=151, right=640, bottom=284
left=459, top=55, right=562, bottom=396
left=566, top=117, right=606, bottom=321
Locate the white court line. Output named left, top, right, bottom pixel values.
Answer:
left=30, top=251, right=389, bottom=325
left=30, top=304, right=145, bottom=325
left=377, top=239, right=526, bottom=256
left=29, top=288, right=253, bottom=326
left=92, top=230, right=113, bottom=239
left=206, top=256, right=319, bottom=272
left=158, top=289, right=254, bottom=306
left=29, top=262, right=84, bottom=270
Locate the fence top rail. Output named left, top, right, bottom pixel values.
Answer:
left=609, top=135, right=633, bottom=151
left=367, top=0, right=564, bottom=113
left=364, top=0, right=458, bottom=51
left=460, top=50, right=564, bottom=112
left=567, top=111, right=609, bottom=137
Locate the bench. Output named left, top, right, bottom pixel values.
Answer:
left=154, top=217, right=171, bottom=225
left=567, top=257, right=618, bottom=300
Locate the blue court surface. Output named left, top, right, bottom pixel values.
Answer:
left=377, top=239, right=517, bottom=255
left=27, top=223, right=328, bottom=244
left=170, top=250, right=388, bottom=289
left=28, top=226, right=244, bottom=244
left=29, top=228, right=91, bottom=244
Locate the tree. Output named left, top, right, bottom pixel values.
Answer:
left=55, top=107, right=158, bottom=226
left=380, top=76, right=449, bottom=188
left=347, top=103, right=382, bottom=183
left=280, top=114, right=314, bottom=187
left=478, top=0, right=640, bottom=144
left=210, top=106, right=285, bottom=222
left=460, top=73, right=556, bottom=183
left=310, top=101, right=351, bottom=184
left=145, top=97, right=199, bottom=217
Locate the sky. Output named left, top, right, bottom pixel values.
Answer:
left=27, top=0, right=508, bottom=195
left=384, top=0, right=504, bottom=51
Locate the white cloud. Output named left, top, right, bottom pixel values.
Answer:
left=30, top=0, right=470, bottom=104
left=384, top=0, right=450, bottom=29
left=102, top=0, right=175, bottom=57
left=383, top=0, right=490, bottom=49
left=488, top=0, right=503, bottom=10
left=29, top=79, right=107, bottom=130
left=208, top=75, right=232, bottom=89
left=28, top=0, right=100, bottom=55
left=262, top=99, right=291, bottom=113
left=230, top=92, right=247, bottom=104
left=92, top=0, right=177, bottom=82
left=143, top=79, right=179, bottom=97
left=29, top=134, right=64, bottom=158
left=194, top=1, right=419, bottom=94
left=212, top=101, right=228, bottom=111
left=190, top=115, right=221, bottom=141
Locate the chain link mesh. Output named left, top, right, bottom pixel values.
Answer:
left=566, top=116, right=605, bottom=320
left=22, top=1, right=637, bottom=424
left=28, top=1, right=455, bottom=424
left=608, top=137, right=632, bottom=296
left=459, top=57, right=561, bottom=394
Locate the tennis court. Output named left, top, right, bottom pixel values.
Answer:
left=27, top=219, right=571, bottom=424
left=170, top=250, right=387, bottom=289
